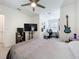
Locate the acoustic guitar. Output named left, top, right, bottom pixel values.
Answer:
left=64, top=15, right=71, bottom=33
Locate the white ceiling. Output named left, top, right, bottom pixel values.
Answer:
left=0, top=0, right=64, bottom=16
left=62, top=0, right=76, bottom=6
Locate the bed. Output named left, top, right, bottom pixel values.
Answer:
left=6, top=39, right=79, bottom=59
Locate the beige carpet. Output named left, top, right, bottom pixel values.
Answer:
left=0, top=44, right=10, bottom=59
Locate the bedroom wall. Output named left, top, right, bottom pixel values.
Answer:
left=0, top=15, right=4, bottom=43
left=25, top=15, right=40, bottom=40
left=76, top=0, right=79, bottom=35
left=60, top=1, right=77, bottom=41
left=31, top=16, right=40, bottom=39
left=0, top=5, right=39, bottom=47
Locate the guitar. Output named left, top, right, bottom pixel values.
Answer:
left=64, top=15, right=71, bottom=33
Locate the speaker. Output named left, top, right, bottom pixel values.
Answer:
left=17, top=28, right=24, bottom=33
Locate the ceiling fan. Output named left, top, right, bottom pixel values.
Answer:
left=21, top=0, right=45, bottom=11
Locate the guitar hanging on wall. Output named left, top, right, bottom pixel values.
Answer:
left=64, top=15, right=71, bottom=33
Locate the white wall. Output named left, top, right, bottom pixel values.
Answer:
left=0, top=5, right=39, bottom=47
left=31, top=16, right=40, bottom=39
left=76, top=0, right=79, bottom=35
left=60, top=1, right=78, bottom=41
left=25, top=15, right=40, bottom=40
left=0, top=15, right=4, bottom=43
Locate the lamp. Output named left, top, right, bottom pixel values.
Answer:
left=31, top=26, right=34, bottom=31
left=31, top=26, right=34, bottom=39
left=31, top=2, right=36, bottom=8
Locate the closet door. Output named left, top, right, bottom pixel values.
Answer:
left=0, top=15, right=4, bottom=43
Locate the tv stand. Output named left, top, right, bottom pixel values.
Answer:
left=28, top=31, right=33, bottom=40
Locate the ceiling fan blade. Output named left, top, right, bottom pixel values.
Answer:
left=21, top=3, right=30, bottom=6
left=37, top=4, right=45, bottom=8
left=30, top=0, right=39, bottom=3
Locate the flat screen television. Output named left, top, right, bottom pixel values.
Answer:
left=24, top=24, right=37, bottom=31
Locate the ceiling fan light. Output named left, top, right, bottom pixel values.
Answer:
left=31, top=2, right=36, bottom=7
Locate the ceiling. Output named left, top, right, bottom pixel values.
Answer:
left=0, top=0, right=64, bottom=16
left=62, top=0, right=76, bottom=6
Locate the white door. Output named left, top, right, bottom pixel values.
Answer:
left=0, top=15, right=4, bottom=43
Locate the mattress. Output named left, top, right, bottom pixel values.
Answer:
left=7, top=39, right=76, bottom=59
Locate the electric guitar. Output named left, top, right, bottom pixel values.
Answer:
left=64, top=15, right=71, bottom=33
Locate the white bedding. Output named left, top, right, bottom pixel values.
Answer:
left=7, top=39, right=79, bottom=59
left=68, top=41, right=79, bottom=59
